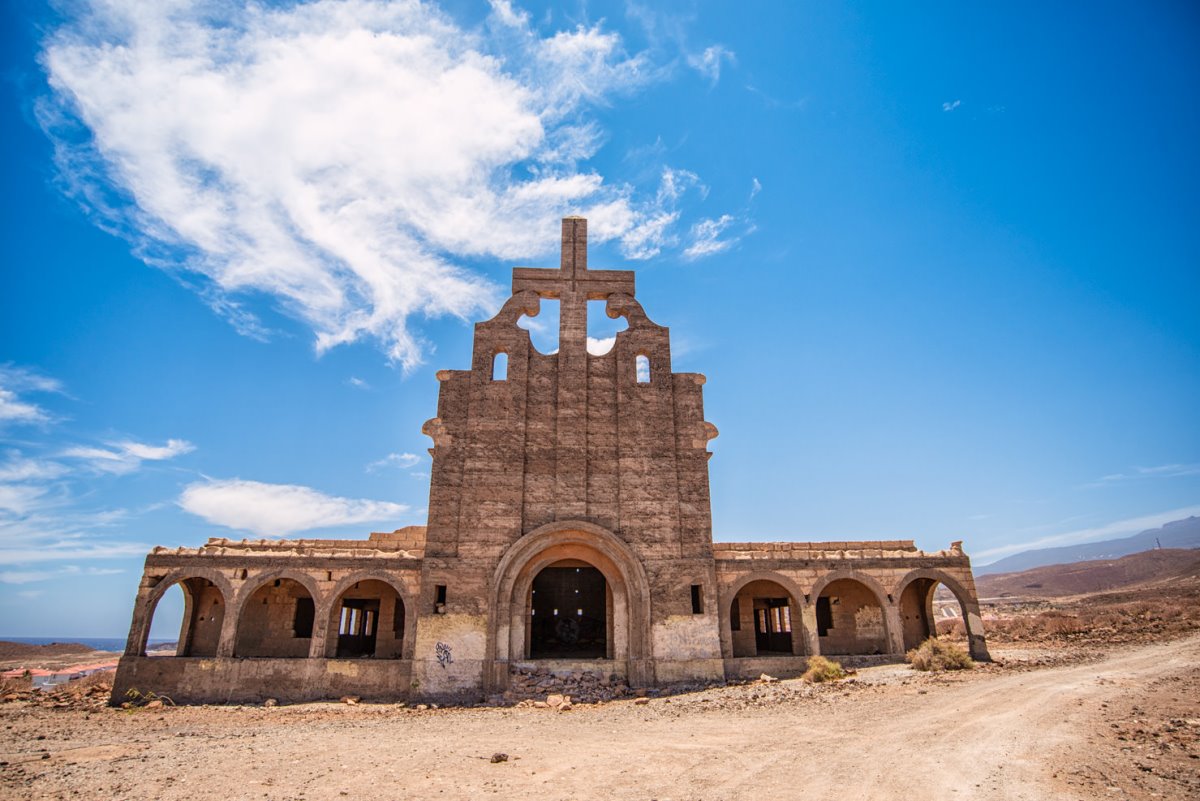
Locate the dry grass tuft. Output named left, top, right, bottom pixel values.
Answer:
left=907, top=637, right=974, bottom=672
left=801, top=655, right=847, bottom=683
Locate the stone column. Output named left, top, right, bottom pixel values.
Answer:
left=884, top=603, right=906, bottom=656
left=799, top=604, right=821, bottom=656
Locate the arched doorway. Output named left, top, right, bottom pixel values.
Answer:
left=728, top=579, right=802, bottom=658
left=895, top=570, right=990, bottom=660
left=490, top=521, right=653, bottom=687
left=144, top=577, right=225, bottom=657
left=529, top=560, right=611, bottom=659
left=815, top=578, right=888, bottom=655
left=234, top=577, right=316, bottom=658
left=325, top=579, right=406, bottom=659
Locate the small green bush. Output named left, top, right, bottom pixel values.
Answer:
left=801, top=655, right=846, bottom=683
left=906, top=637, right=974, bottom=671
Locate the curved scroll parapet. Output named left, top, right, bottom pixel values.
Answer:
left=605, top=293, right=664, bottom=331
left=421, top=417, right=452, bottom=455
left=691, top=421, right=720, bottom=457
left=485, top=290, right=541, bottom=327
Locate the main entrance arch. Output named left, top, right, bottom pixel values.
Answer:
left=489, top=521, right=652, bottom=687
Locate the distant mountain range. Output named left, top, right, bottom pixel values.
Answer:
left=974, top=547, right=1200, bottom=598
left=975, top=516, right=1200, bottom=575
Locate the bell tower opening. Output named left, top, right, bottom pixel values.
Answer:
left=528, top=560, right=609, bottom=659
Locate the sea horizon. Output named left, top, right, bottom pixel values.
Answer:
left=0, top=636, right=175, bottom=652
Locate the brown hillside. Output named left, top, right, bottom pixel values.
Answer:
left=975, top=548, right=1200, bottom=599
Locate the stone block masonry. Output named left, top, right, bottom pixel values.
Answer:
left=113, top=218, right=989, bottom=705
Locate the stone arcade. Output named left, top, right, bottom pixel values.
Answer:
left=112, top=218, right=990, bottom=704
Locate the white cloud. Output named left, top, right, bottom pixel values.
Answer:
left=749, top=177, right=762, bottom=200
left=636, top=354, right=651, bottom=383
left=41, top=1, right=724, bottom=371
left=683, top=214, right=737, bottom=259
left=366, top=452, right=421, bottom=472
left=0, top=365, right=64, bottom=425
left=587, top=336, right=616, bottom=355
left=0, top=484, right=54, bottom=516
left=62, top=438, right=194, bottom=475
left=348, top=376, right=371, bottom=390
left=0, top=454, right=68, bottom=483
left=1093, top=463, right=1200, bottom=485
left=686, top=45, right=735, bottom=85
left=179, top=478, right=411, bottom=537
left=0, top=565, right=125, bottom=584
left=974, top=505, right=1200, bottom=563
left=942, top=99, right=961, bottom=112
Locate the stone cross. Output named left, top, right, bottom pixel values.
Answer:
left=511, top=217, right=635, bottom=354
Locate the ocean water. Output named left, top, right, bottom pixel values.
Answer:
left=0, top=636, right=174, bottom=652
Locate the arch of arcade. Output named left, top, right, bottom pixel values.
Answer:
left=113, top=218, right=989, bottom=704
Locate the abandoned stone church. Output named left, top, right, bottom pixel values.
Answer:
left=113, top=218, right=990, bottom=703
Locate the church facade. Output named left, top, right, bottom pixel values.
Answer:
left=112, top=218, right=989, bottom=703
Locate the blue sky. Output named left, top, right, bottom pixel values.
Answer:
left=1, top=0, right=1197, bottom=638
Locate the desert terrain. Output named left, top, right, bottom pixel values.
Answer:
left=2, top=550, right=1198, bottom=801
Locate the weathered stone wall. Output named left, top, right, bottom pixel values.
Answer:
left=112, top=217, right=991, bottom=705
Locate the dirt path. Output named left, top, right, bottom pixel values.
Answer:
left=3, top=636, right=1198, bottom=800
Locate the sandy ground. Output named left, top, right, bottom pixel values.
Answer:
left=1, top=635, right=1198, bottom=801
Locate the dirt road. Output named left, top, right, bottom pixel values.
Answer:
left=3, top=636, right=1198, bottom=800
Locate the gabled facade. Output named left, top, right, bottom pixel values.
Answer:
left=113, top=218, right=989, bottom=704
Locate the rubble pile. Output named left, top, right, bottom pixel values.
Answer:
left=0, top=680, right=112, bottom=710
left=504, top=667, right=631, bottom=704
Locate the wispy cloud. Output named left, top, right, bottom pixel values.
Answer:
left=0, top=365, right=64, bottom=425
left=61, top=438, right=195, bottom=475
left=0, top=565, right=124, bottom=585
left=41, top=0, right=736, bottom=371
left=347, top=377, right=371, bottom=391
left=366, top=452, right=421, bottom=472
left=942, top=99, right=962, bottom=112
left=0, top=369, right=192, bottom=569
left=686, top=45, right=735, bottom=86
left=974, top=505, right=1200, bottom=563
left=1090, top=463, right=1200, bottom=486
left=684, top=214, right=739, bottom=259
left=179, top=478, right=410, bottom=537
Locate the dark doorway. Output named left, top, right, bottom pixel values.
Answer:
left=336, top=598, right=379, bottom=657
left=529, top=565, right=607, bottom=658
left=753, top=598, right=793, bottom=654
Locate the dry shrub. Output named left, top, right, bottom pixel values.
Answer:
left=801, top=655, right=846, bottom=683
left=907, top=637, right=974, bottom=672
left=936, top=618, right=966, bottom=638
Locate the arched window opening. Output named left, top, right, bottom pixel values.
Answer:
left=519, top=298, right=560, bottom=355
left=635, top=354, right=650, bottom=384
left=492, top=352, right=508, bottom=381
left=529, top=560, right=610, bottom=659
left=234, top=578, right=315, bottom=658
left=729, top=580, right=801, bottom=657
left=146, top=578, right=224, bottom=657
left=586, top=299, right=627, bottom=355
left=326, top=579, right=405, bottom=659
left=816, top=578, right=887, bottom=656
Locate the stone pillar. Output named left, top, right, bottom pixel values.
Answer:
left=884, top=603, right=906, bottom=656
left=963, top=601, right=992, bottom=662
left=216, top=603, right=239, bottom=657
left=799, top=604, right=820, bottom=657
left=123, top=588, right=152, bottom=657
left=309, top=594, right=332, bottom=658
